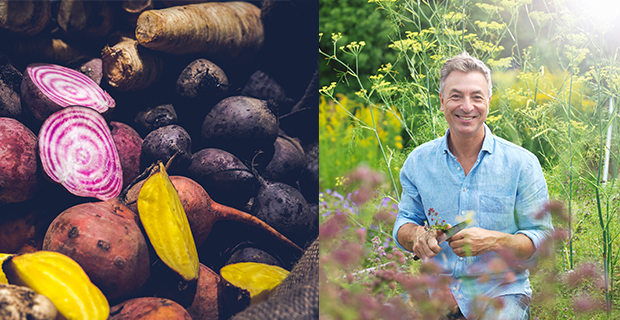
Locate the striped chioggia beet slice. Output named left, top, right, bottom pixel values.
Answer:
left=38, top=106, right=122, bottom=200
left=22, top=63, right=115, bottom=121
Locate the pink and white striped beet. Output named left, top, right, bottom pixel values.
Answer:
left=39, top=106, right=122, bottom=200
left=22, top=63, right=115, bottom=122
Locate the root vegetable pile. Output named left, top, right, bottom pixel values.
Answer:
left=0, top=0, right=317, bottom=318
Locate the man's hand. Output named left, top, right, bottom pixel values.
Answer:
left=447, top=227, right=498, bottom=257
left=397, top=223, right=449, bottom=260
left=412, top=228, right=445, bottom=260
left=447, top=227, right=536, bottom=260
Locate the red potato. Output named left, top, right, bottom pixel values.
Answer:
left=42, top=198, right=151, bottom=302
left=0, top=117, right=39, bottom=204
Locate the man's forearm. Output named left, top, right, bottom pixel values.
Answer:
left=495, top=232, right=536, bottom=261
left=397, top=222, right=425, bottom=252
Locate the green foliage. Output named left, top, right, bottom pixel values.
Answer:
left=320, top=0, right=620, bottom=317
left=319, top=0, right=402, bottom=95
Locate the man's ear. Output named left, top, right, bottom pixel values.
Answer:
left=439, top=93, right=445, bottom=111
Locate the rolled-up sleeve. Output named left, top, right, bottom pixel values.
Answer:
left=393, top=155, right=428, bottom=251
left=514, top=154, right=554, bottom=265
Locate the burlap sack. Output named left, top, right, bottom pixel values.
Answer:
left=230, top=237, right=319, bottom=320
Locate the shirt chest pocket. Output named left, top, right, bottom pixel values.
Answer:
left=478, top=194, right=516, bottom=231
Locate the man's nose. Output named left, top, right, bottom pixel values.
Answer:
left=460, top=97, right=474, bottom=113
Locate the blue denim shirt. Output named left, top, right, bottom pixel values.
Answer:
left=393, top=124, right=553, bottom=318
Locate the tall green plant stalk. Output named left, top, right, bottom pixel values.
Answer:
left=319, top=36, right=401, bottom=201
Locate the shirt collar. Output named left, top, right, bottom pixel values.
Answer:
left=442, top=123, right=495, bottom=155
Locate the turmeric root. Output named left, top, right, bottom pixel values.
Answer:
left=135, top=2, right=264, bottom=62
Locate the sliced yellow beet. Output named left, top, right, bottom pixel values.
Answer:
left=0, top=253, right=13, bottom=284
left=138, top=161, right=199, bottom=282
left=220, top=262, right=290, bottom=304
left=3, top=251, right=109, bottom=320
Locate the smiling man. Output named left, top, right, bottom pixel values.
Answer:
left=393, top=52, right=554, bottom=320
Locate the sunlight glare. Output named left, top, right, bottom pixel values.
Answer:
left=578, top=0, right=620, bottom=22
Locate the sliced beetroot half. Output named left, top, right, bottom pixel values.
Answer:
left=38, top=106, right=122, bottom=200
left=22, top=63, right=115, bottom=122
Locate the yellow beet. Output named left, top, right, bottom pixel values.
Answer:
left=3, top=251, right=109, bottom=320
left=0, top=253, right=12, bottom=284
left=220, top=262, right=289, bottom=304
left=138, top=162, right=199, bottom=282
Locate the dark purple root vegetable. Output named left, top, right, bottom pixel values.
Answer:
left=0, top=52, right=22, bottom=118
left=0, top=0, right=51, bottom=36
left=251, top=181, right=316, bottom=248
left=57, top=0, right=115, bottom=39
left=67, top=57, right=103, bottom=85
left=299, top=141, right=318, bottom=203
left=187, top=148, right=258, bottom=211
left=0, top=117, right=39, bottom=204
left=241, top=70, right=294, bottom=110
left=201, top=96, right=278, bottom=162
left=38, top=106, right=123, bottom=201
left=110, top=121, right=143, bottom=189
left=176, top=58, right=228, bottom=101
left=140, top=124, right=192, bottom=175
left=21, top=63, right=115, bottom=122
left=134, top=103, right=177, bottom=135
left=225, top=241, right=284, bottom=269
left=260, top=131, right=305, bottom=187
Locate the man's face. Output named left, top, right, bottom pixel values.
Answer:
left=440, top=70, right=490, bottom=139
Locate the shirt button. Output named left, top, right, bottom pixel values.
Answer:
left=459, top=257, right=464, bottom=261
left=452, top=287, right=457, bottom=291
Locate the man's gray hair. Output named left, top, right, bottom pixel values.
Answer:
left=439, top=52, right=492, bottom=97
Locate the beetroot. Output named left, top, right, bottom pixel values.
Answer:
left=187, top=148, right=258, bottom=211
left=109, top=297, right=192, bottom=320
left=251, top=181, right=316, bottom=248
left=21, top=63, right=115, bottom=122
left=201, top=96, right=278, bottom=162
left=0, top=117, right=39, bottom=204
left=124, top=175, right=301, bottom=252
left=110, top=121, right=143, bottom=189
left=140, top=124, right=192, bottom=175
left=38, top=106, right=123, bottom=200
left=260, top=132, right=305, bottom=187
